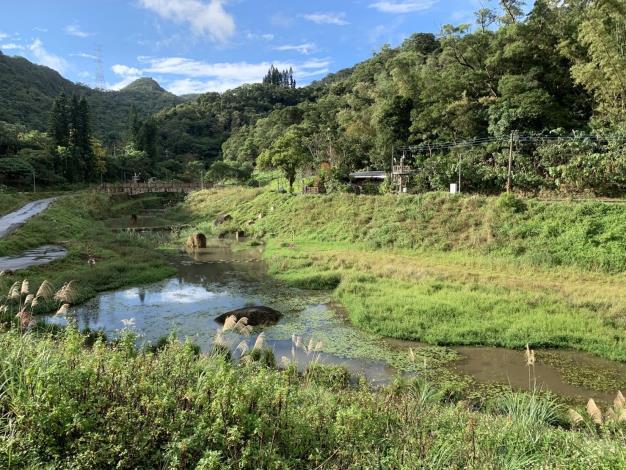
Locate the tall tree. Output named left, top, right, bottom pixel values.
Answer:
left=257, top=126, right=307, bottom=192
left=77, top=97, right=94, bottom=180
left=136, top=117, right=159, bottom=162
left=49, top=93, right=70, bottom=148
left=569, top=0, right=626, bottom=128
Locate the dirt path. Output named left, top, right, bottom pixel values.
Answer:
left=0, top=198, right=66, bottom=271
left=0, top=197, right=57, bottom=239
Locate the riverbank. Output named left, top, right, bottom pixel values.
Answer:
left=0, top=193, right=177, bottom=310
left=182, top=188, right=626, bottom=362
left=2, top=189, right=626, bottom=467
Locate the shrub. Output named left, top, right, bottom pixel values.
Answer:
left=495, top=193, right=527, bottom=213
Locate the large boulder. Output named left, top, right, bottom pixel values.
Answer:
left=186, top=233, right=207, bottom=249
left=215, top=306, right=282, bottom=327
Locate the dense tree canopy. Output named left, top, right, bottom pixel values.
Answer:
left=2, top=3, right=626, bottom=194
left=217, top=0, right=626, bottom=195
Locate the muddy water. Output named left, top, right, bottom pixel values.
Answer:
left=44, top=241, right=626, bottom=401
left=0, top=197, right=57, bottom=238
left=453, top=347, right=626, bottom=403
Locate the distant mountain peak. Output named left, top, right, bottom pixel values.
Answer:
left=121, top=77, right=167, bottom=94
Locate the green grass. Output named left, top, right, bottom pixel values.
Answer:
left=185, top=189, right=626, bottom=272
left=1, top=328, right=625, bottom=469
left=180, top=188, right=626, bottom=362
left=0, top=193, right=176, bottom=308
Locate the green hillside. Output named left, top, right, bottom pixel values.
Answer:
left=155, top=83, right=309, bottom=161
left=184, top=188, right=626, bottom=362
left=0, top=51, right=182, bottom=139
left=219, top=1, right=626, bottom=196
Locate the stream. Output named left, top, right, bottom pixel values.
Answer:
left=44, top=240, right=626, bottom=403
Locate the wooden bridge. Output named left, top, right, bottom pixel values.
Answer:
left=99, top=182, right=208, bottom=196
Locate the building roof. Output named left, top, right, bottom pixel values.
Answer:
left=349, top=171, right=387, bottom=180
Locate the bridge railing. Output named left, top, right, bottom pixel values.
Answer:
left=99, top=182, right=209, bottom=195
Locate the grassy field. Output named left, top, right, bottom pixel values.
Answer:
left=181, top=188, right=626, bottom=362
left=0, top=192, right=177, bottom=310
left=1, top=328, right=624, bottom=469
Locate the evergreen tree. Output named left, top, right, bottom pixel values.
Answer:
left=49, top=93, right=69, bottom=147
left=263, top=65, right=297, bottom=88
left=77, top=97, right=94, bottom=180
left=136, top=117, right=159, bottom=162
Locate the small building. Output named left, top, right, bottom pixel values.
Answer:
left=349, top=171, right=387, bottom=193
left=349, top=171, right=387, bottom=182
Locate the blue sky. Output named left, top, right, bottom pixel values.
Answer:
left=1, top=0, right=497, bottom=95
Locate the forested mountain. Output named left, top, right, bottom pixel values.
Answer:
left=155, top=84, right=308, bottom=161
left=221, top=0, right=626, bottom=195
left=2, top=0, right=626, bottom=195
left=0, top=51, right=182, bottom=140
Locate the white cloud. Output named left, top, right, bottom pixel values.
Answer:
left=138, top=0, right=235, bottom=42
left=64, top=24, right=94, bottom=38
left=72, top=52, right=98, bottom=59
left=370, top=1, right=437, bottom=13
left=0, top=33, right=8, bottom=41
left=167, top=78, right=245, bottom=94
left=275, top=43, right=316, bottom=55
left=29, top=39, right=68, bottom=73
left=110, top=56, right=331, bottom=94
left=1, top=43, right=24, bottom=51
left=109, top=64, right=143, bottom=89
left=302, top=12, right=349, bottom=26
left=112, top=64, right=143, bottom=76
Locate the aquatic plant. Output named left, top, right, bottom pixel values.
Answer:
left=525, top=344, right=536, bottom=389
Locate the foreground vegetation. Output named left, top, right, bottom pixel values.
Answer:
left=0, top=193, right=176, bottom=308
left=1, top=328, right=625, bottom=469
left=183, top=188, right=626, bottom=362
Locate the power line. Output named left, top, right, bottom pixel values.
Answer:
left=398, top=133, right=626, bottom=154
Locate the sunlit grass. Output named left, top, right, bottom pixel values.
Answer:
left=182, top=188, right=626, bottom=361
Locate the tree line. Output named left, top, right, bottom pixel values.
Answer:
left=221, top=0, right=626, bottom=196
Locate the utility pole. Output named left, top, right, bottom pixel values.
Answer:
left=507, top=132, right=514, bottom=193
left=32, top=170, right=36, bottom=193
left=458, top=152, right=462, bottom=194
